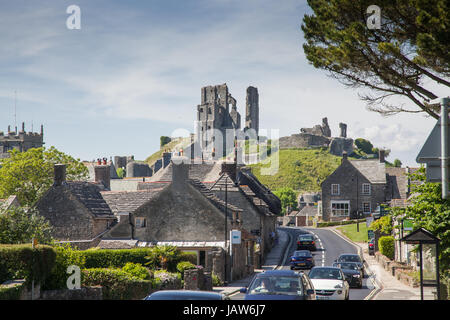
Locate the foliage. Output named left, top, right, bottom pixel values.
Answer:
left=176, top=261, right=196, bottom=278
left=81, top=248, right=153, bottom=269
left=0, top=147, right=89, bottom=206
left=391, top=167, right=450, bottom=274
left=302, top=0, right=449, bottom=118
left=179, top=251, right=198, bottom=265
left=0, top=207, right=53, bottom=245
left=370, top=215, right=393, bottom=235
left=250, top=148, right=342, bottom=192
left=212, top=273, right=223, bottom=287
left=145, top=245, right=181, bottom=272
left=160, top=136, right=172, bottom=148
left=273, top=187, right=298, bottom=215
left=393, top=159, right=402, bottom=168
left=152, top=270, right=182, bottom=290
left=82, top=268, right=151, bottom=300
left=116, top=167, right=125, bottom=179
left=145, top=137, right=190, bottom=166
left=317, top=218, right=365, bottom=228
left=379, top=236, right=395, bottom=260
left=355, top=138, right=374, bottom=155
left=43, top=243, right=85, bottom=290
left=0, top=244, right=56, bottom=285
left=121, top=262, right=152, bottom=280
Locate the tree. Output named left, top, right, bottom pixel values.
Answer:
left=273, top=187, right=298, bottom=215
left=355, top=138, right=374, bottom=154
left=0, top=206, right=53, bottom=244
left=302, top=0, right=449, bottom=118
left=393, top=159, right=402, bottom=167
left=160, top=136, right=172, bottom=148
left=0, top=147, right=89, bottom=206
left=391, top=167, right=450, bottom=274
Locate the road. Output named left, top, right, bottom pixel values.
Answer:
left=231, top=226, right=375, bottom=300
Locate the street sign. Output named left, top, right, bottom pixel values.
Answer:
left=230, top=230, right=241, bottom=245
left=368, top=229, right=375, bottom=240
left=403, top=219, right=414, bottom=232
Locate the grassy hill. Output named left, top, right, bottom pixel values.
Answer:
left=249, top=148, right=343, bottom=193
left=145, top=137, right=190, bottom=166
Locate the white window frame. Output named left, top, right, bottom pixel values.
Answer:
left=135, top=217, right=146, bottom=228
left=331, top=201, right=350, bottom=217
left=331, top=184, right=340, bottom=195
left=362, top=183, right=371, bottom=195
left=363, top=202, right=371, bottom=214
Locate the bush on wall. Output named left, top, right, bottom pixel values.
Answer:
left=379, top=236, right=395, bottom=260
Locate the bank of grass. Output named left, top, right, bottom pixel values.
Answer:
left=145, top=137, right=190, bottom=166
left=337, top=222, right=369, bottom=243
left=249, top=148, right=343, bottom=192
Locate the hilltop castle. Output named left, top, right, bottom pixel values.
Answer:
left=196, top=83, right=259, bottom=159
left=0, top=122, right=44, bottom=158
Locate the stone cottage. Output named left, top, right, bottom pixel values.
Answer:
left=35, top=164, right=117, bottom=249
left=321, top=150, right=389, bottom=221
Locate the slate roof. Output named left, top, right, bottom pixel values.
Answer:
left=101, top=188, right=167, bottom=215
left=189, top=179, right=243, bottom=213
left=349, top=159, right=386, bottom=184
left=298, top=205, right=318, bottom=216
left=386, top=167, right=409, bottom=199
left=146, top=161, right=223, bottom=182
left=66, top=181, right=115, bottom=218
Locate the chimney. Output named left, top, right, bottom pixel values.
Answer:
left=342, top=151, right=348, bottom=163
left=379, top=149, right=385, bottom=163
left=54, top=164, right=66, bottom=186
left=94, top=165, right=111, bottom=190
left=162, top=152, right=172, bottom=168
left=171, top=159, right=189, bottom=189
left=221, top=161, right=237, bottom=182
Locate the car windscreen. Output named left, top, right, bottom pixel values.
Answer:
left=248, top=276, right=304, bottom=296
left=339, top=255, right=361, bottom=263
left=338, top=263, right=358, bottom=270
left=293, top=251, right=311, bottom=257
left=298, top=235, right=314, bottom=241
left=308, top=268, right=343, bottom=280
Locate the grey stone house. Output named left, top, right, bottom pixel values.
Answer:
left=321, top=151, right=389, bottom=221
left=35, top=164, right=117, bottom=249
left=101, top=159, right=258, bottom=282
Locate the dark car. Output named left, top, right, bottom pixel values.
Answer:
left=144, top=290, right=229, bottom=300
left=336, top=254, right=364, bottom=274
left=296, top=234, right=317, bottom=251
left=240, top=270, right=316, bottom=300
left=368, top=238, right=375, bottom=256
left=290, top=250, right=315, bottom=270
left=332, top=262, right=363, bottom=288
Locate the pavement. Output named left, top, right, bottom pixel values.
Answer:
left=214, top=225, right=437, bottom=300
left=328, top=226, right=436, bottom=300
left=213, top=229, right=291, bottom=297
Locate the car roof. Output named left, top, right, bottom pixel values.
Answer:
left=311, top=266, right=341, bottom=271
left=298, top=234, right=314, bottom=237
left=293, top=250, right=312, bottom=254
left=258, top=270, right=301, bottom=277
left=148, top=290, right=223, bottom=298
left=339, top=253, right=359, bottom=257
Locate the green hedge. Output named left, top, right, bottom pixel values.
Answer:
left=81, top=248, right=153, bottom=269
left=0, top=244, right=56, bottom=285
left=176, top=261, right=196, bottom=279
left=82, top=268, right=152, bottom=300
left=379, top=236, right=395, bottom=260
left=0, top=281, right=26, bottom=300
left=317, top=219, right=366, bottom=228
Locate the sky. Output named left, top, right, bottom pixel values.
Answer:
left=0, top=0, right=447, bottom=166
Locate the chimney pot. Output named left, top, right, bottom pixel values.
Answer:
left=54, top=164, right=66, bottom=186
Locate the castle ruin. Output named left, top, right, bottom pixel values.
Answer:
left=0, top=122, right=44, bottom=158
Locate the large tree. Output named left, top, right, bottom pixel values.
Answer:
left=302, top=0, right=449, bottom=118
left=0, top=147, right=89, bottom=206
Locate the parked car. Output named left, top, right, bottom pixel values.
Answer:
left=240, top=270, right=316, bottom=300
left=336, top=253, right=365, bottom=274
left=368, top=238, right=375, bottom=256
left=290, top=250, right=315, bottom=270
left=308, top=267, right=350, bottom=300
left=332, top=262, right=363, bottom=288
left=296, top=234, right=317, bottom=251
left=144, top=290, right=229, bottom=300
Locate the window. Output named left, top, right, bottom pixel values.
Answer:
left=331, top=201, right=350, bottom=217
left=331, top=184, right=340, bottom=195
left=362, top=183, right=371, bottom=195
left=135, top=217, right=146, bottom=228
left=363, top=202, right=371, bottom=213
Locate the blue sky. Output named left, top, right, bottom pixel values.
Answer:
left=0, top=0, right=445, bottom=165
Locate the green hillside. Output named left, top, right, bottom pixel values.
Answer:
left=249, top=148, right=343, bottom=193
left=145, top=137, right=190, bottom=166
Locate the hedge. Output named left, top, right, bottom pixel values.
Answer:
left=0, top=244, right=56, bottom=285
left=176, top=261, right=196, bottom=279
left=82, top=268, right=152, bottom=300
left=379, top=236, right=395, bottom=260
left=317, top=219, right=366, bottom=228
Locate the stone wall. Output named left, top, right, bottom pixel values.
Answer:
left=40, top=287, right=103, bottom=300
left=183, top=268, right=212, bottom=291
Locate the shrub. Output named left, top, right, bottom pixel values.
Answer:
left=43, top=243, right=85, bottom=290
left=179, top=251, right=197, bottom=265
left=379, top=236, right=395, bottom=260
left=121, top=263, right=152, bottom=280
left=176, top=261, right=196, bottom=278
left=82, top=268, right=151, bottom=300
left=153, top=270, right=182, bottom=290
left=145, top=245, right=181, bottom=272
left=0, top=281, right=25, bottom=300
left=212, top=273, right=223, bottom=287
left=0, top=244, right=56, bottom=285
left=370, top=215, right=393, bottom=234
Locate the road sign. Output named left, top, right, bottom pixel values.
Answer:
left=403, top=219, right=414, bottom=232
left=230, top=230, right=241, bottom=245
left=368, top=229, right=375, bottom=240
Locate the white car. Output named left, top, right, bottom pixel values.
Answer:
left=308, top=267, right=350, bottom=300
